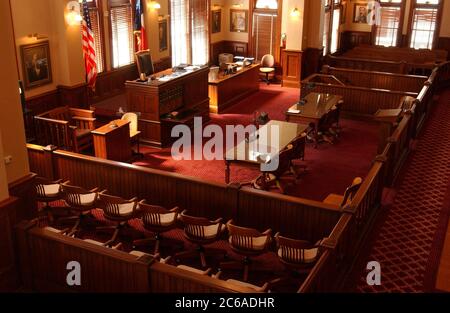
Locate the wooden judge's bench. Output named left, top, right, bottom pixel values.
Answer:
left=125, top=66, right=210, bottom=147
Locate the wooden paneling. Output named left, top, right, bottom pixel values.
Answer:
left=325, top=55, right=406, bottom=74
left=58, top=84, right=88, bottom=108
left=210, top=41, right=249, bottom=65
left=322, top=66, right=428, bottom=93
left=8, top=173, right=37, bottom=221
left=153, top=57, right=172, bottom=73
left=302, top=48, right=324, bottom=79
left=0, top=197, right=20, bottom=291
left=281, top=50, right=302, bottom=88
left=339, top=31, right=373, bottom=53
left=302, top=75, right=417, bottom=116
left=437, top=37, right=450, bottom=60
left=16, top=222, right=152, bottom=292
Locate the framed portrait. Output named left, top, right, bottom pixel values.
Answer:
left=353, top=3, right=369, bottom=24
left=159, top=19, right=168, bottom=52
left=20, top=41, right=52, bottom=90
left=211, top=9, right=221, bottom=33
left=230, top=9, right=248, bottom=33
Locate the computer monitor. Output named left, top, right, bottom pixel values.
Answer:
left=135, top=50, right=154, bottom=77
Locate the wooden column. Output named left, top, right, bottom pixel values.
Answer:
left=281, top=50, right=303, bottom=88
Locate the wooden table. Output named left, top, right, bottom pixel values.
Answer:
left=224, top=120, right=309, bottom=184
left=285, top=92, right=343, bottom=146
left=92, top=119, right=131, bottom=162
left=208, top=64, right=260, bottom=114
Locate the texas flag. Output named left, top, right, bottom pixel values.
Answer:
left=134, top=0, right=148, bottom=50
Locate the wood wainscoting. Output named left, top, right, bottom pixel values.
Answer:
left=281, top=50, right=303, bottom=88
left=438, top=37, right=450, bottom=60
left=302, top=48, right=324, bottom=79
left=210, top=41, right=249, bottom=65
left=339, top=31, right=373, bottom=53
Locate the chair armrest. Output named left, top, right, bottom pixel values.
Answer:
left=212, top=217, right=223, bottom=224
left=128, top=197, right=138, bottom=203
left=160, top=256, right=171, bottom=264
left=204, top=268, right=212, bottom=276
left=226, top=219, right=234, bottom=227
left=212, top=270, right=222, bottom=279
left=90, top=187, right=101, bottom=193
left=170, top=206, right=180, bottom=213
left=262, top=229, right=273, bottom=236
left=139, top=199, right=147, bottom=205
left=112, top=242, right=123, bottom=250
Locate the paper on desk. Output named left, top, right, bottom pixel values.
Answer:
left=288, top=109, right=301, bottom=114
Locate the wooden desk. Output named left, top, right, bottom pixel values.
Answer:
left=285, top=92, right=343, bottom=146
left=126, top=66, right=210, bottom=147
left=374, top=108, right=403, bottom=153
left=224, top=120, right=309, bottom=184
left=208, top=64, right=260, bottom=114
left=92, top=120, right=131, bottom=162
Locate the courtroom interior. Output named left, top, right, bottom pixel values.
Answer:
left=1, top=0, right=450, bottom=294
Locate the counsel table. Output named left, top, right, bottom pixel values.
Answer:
left=224, top=120, right=309, bottom=184
left=208, top=64, right=260, bottom=114
left=285, top=92, right=343, bottom=145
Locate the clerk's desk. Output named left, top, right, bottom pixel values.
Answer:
left=125, top=66, right=210, bottom=147
left=92, top=119, right=131, bottom=162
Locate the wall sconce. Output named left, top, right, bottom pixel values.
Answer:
left=149, top=1, right=161, bottom=10
left=66, top=1, right=82, bottom=26
left=27, top=33, right=48, bottom=40
left=290, top=8, right=300, bottom=18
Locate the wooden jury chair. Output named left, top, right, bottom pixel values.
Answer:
left=35, top=177, right=65, bottom=222
left=275, top=233, right=321, bottom=278
left=289, top=133, right=308, bottom=178
left=175, top=211, right=227, bottom=268
left=121, top=112, right=142, bottom=157
left=323, top=177, right=363, bottom=207
left=220, top=220, right=272, bottom=282
left=60, top=183, right=101, bottom=234
left=132, top=201, right=182, bottom=255
left=97, top=193, right=138, bottom=245
left=252, top=144, right=296, bottom=194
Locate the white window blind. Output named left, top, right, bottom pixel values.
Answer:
left=110, top=0, right=134, bottom=68
left=375, top=6, right=401, bottom=47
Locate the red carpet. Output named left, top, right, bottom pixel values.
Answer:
left=351, top=89, right=450, bottom=293
left=134, top=84, right=379, bottom=201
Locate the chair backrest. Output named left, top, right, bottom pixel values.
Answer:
left=61, top=183, right=98, bottom=209
left=139, top=202, right=179, bottom=228
left=135, top=50, right=154, bottom=77
left=275, top=234, right=318, bottom=265
left=227, top=221, right=271, bottom=253
left=266, top=144, right=294, bottom=177
left=99, top=193, right=137, bottom=219
left=261, top=54, right=275, bottom=68
left=341, top=177, right=363, bottom=206
left=180, top=212, right=223, bottom=242
left=290, top=133, right=306, bottom=160
left=35, top=177, right=62, bottom=198
left=121, top=112, right=138, bottom=133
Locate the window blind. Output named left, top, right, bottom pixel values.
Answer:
left=110, top=2, right=134, bottom=68
left=375, top=7, right=401, bottom=47
left=191, top=0, right=209, bottom=65
left=89, top=7, right=105, bottom=73
left=171, top=0, right=190, bottom=66
left=253, top=13, right=277, bottom=60
left=410, top=7, right=438, bottom=49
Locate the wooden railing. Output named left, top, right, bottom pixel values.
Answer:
left=322, top=65, right=427, bottom=93
left=27, top=144, right=341, bottom=242
left=325, top=55, right=407, bottom=74
left=301, top=74, right=417, bottom=116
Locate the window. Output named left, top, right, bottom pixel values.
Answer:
left=109, top=0, right=134, bottom=68
left=86, top=0, right=105, bottom=72
left=171, top=0, right=209, bottom=66
left=375, top=0, right=403, bottom=47
left=323, top=0, right=341, bottom=55
left=323, top=0, right=331, bottom=56
left=252, top=2, right=278, bottom=60
left=409, top=0, right=442, bottom=49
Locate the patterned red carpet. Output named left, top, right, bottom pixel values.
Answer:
left=351, top=89, right=450, bottom=293
left=134, top=84, right=379, bottom=201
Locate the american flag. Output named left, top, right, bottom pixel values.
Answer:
left=134, top=0, right=147, bottom=50
left=81, top=0, right=97, bottom=90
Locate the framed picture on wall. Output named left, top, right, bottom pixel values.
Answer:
left=230, top=9, right=248, bottom=33
left=159, top=19, right=168, bottom=52
left=212, top=9, right=221, bottom=33
left=20, top=41, right=52, bottom=90
left=353, top=3, right=369, bottom=24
